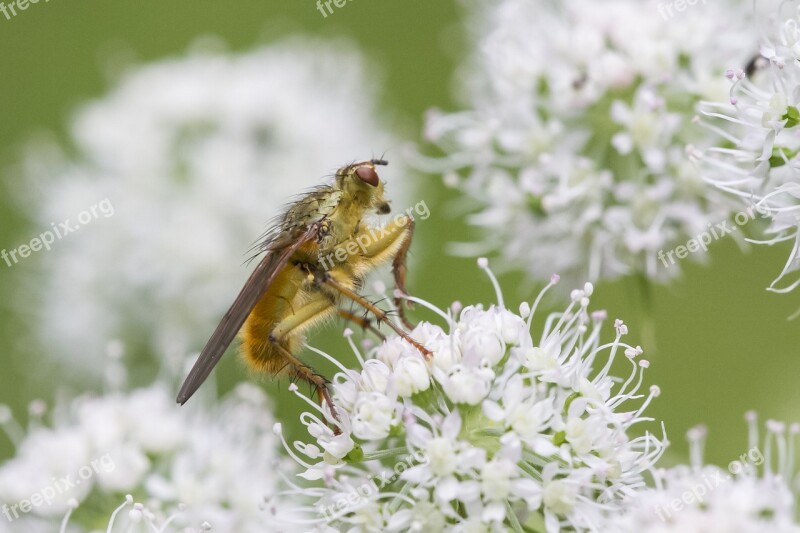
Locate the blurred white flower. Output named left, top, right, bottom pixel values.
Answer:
left=21, top=37, right=406, bottom=376
left=607, top=413, right=800, bottom=532
left=419, top=0, right=754, bottom=283
left=697, top=2, right=800, bottom=293
left=271, top=260, right=666, bottom=532
left=0, top=353, right=287, bottom=532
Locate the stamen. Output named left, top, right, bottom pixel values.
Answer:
left=478, top=257, right=505, bottom=309
left=59, top=499, right=79, bottom=533
left=526, top=274, right=560, bottom=330
left=106, top=495, right=134, bottom=533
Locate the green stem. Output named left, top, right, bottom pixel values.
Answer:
left=632, top=272, right=657, bottom=357
left=361, top=447, right=408, bottom=462
left=506, top=501, right=525, bottom=533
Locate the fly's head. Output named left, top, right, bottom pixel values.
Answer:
left=336, top=159, right=392, bottom=216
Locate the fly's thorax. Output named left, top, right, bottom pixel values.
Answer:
left=267, top=188, right=342, bottom=251
left=285, top=188, right=342, bottom=228
left=316, top=205, right=363, bottom=255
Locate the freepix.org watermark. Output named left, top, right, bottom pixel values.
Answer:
left=654, top=445, right=764, bottom=522
left=657, top=202, right=770, bottom=269
left=316, top=0, right=354, bottom=18
left=2, top=453, right=115, bottom=522
left=1, top=198, right=114, bottom=268
left=657, top=0, right=708, bottom=21
left=318, top=200, right=430, bottom=271
left=0, top=0, right=53, bottom=21
left=318, top=451, right=428, bottom=522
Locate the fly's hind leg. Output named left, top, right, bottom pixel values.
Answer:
left=271, top=341, right=340, bottom=426
left=268, top=295, right=342, bottom=427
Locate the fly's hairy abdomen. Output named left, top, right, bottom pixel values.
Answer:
left=239, top=252, right=358, bottom=377
left=240, top=262, right=304, bottom=376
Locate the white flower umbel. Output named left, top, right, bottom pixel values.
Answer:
left=0, top=354, right=286, bottom=532
left=419, top=0, right=754, bottom=283
left=273, top=259, right=666, bottom=532
left=607, top=413, right=800, bottom=532
left=21, top=37, right=405, bottom=377
left=697, top=2, right=800, bottom=293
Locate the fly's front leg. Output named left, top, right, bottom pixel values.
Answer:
left=391, top=216, right=415, bottom=329
left=337, top=309, right=386, bottom=341
left=357, top=214, right=416, bottom=329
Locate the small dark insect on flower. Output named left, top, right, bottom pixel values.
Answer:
left=744, top=52, right=768, bottom=78
left=176, top=159, right=430, bottom=423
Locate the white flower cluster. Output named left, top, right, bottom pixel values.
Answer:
left=22, top=37, right=404, bottom=377
left=420, top=0, right=753, bottom=282
left=0, top=358, right=286, bottom=533
left=273, top=260, right=665, bottom=532
left=697, top=1, right=800, bottom=292
left=609, top=413, right=800, bottom=532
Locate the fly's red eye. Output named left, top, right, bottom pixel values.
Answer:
left=355, top=166, right=380, bottom=187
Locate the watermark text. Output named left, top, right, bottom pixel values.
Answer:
left=0, top=0, right=54, bottom=21
left=2, top=453, right=115, bottom=522
left=318, top=451, right=428, bottom=522
left=654, top=446, right=764, bottom=522
left=658, top=202, right=770, bottom=269
left=658, top=0, right=708, bottom=21
left=318, top=200, right=430, bottom=271
left=2, top=198, right=114, bottom=268
left=316, top=0, right=354, bottom=18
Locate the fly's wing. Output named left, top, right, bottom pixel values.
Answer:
left=176, top=224, right=320, bottom=405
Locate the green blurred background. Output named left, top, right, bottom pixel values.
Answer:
left=1, top=0, right=799, bottom=472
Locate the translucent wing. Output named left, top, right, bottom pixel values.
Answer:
left=176, top=224, right=320, bottom=405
